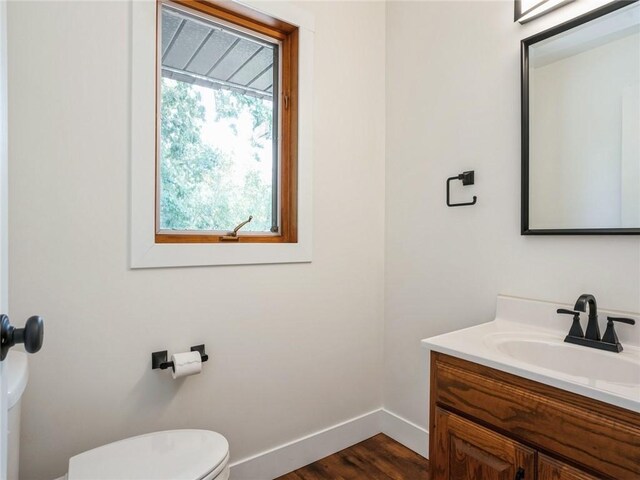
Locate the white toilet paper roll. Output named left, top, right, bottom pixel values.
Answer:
left=171, top=351, right=202, bottom=379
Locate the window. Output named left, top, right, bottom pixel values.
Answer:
left=131, top=0, right=312, bottom=268
left=155, top=0, right=298, bottom=243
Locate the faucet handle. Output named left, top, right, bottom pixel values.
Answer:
left=607, top=316, right=636, bottom=326
left=602, top=317, right=636, bottom=349
left=557, top=309, right=584, bottom=338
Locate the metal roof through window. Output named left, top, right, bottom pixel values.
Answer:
left=161, top=5, right=277, bottom=99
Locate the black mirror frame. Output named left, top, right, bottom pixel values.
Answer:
left=521, top=0, right=640, bottom=235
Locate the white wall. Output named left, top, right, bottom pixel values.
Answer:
left=7, top=2, right=385, bottom=479
left=385, top=0, right=640, bottom=437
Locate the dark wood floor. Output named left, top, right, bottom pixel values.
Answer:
left=275, top=434, right=430, bottom=480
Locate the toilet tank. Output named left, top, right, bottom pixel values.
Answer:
left=6, top=351, right=28, bottom=480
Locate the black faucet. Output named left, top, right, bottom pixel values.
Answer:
left=557, top=294, right=636, bottom=353
left=573, top=294, right=600, bottom=341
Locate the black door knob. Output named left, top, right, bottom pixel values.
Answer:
left=0, top=314, right=44, bottom=361
left=15, top=316, right=44, bottom=353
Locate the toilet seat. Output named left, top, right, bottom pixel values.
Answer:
left=67, top=430, right=229, bottom=480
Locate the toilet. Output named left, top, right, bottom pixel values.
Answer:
left=7, top=350, right=28, bottom=480
left=60, top=429, right=230, bottom=480
left=6, top=351, right=230, bottom=480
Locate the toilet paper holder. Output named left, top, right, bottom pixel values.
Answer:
left=151, top=344, right=209, bottom=371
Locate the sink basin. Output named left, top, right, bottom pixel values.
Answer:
left=485, top=333, right=640, bottom=386
left=422, top=295, right=640, bottom=412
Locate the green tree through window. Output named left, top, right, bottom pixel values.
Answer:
left=159, top=78, right=274, bottom=233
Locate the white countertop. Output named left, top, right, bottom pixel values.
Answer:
left=421, top=295, right=640, bottom=413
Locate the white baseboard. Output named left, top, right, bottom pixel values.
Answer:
left=229, top=408, right=428, bottom=480
left=229, top=409, right=383, bottom=480
left=380, top=409, right=429, bottom=458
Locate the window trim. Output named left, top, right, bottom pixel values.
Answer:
left=154, top=0, right=298, bottom=244
left=130, top=0, right=314, bottom=268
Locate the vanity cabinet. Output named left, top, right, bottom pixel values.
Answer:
left=434, top=408, right=535, bottom=479
left=429, top=352, right=640, bottom=480
left=537, top=456, right=600, bottom=480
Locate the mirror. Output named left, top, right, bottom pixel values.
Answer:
left=522, top=0, right=640, bottom=234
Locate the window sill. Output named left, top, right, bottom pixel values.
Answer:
left=154, top=232, right=295, bottom=244
left=131, top=241, right=311, bottom=269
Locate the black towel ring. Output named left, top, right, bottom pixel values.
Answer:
left=446, top=171, right=477, bottom=207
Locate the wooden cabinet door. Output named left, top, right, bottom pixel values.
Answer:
left=432, top=408, right=535, bottom=480
left=538, top=455, right=602, bottom=480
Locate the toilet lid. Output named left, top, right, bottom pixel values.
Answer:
left=67, top=430, right=229, bottom=480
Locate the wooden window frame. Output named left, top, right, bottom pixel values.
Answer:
left=154, top=0, right=298, bottom=244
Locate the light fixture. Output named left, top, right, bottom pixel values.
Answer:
left=515, top=0, right=576, bottom=23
